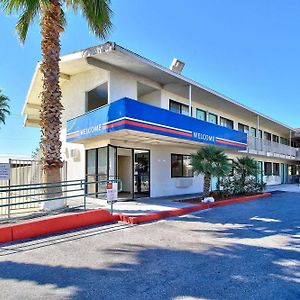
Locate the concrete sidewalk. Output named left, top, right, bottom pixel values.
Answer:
left=265, top=183, right=300, bottom=193
left=82, top=193, right=202, bottom=215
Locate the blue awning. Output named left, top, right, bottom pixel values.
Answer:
left=67, top=98, right=247, bottom=150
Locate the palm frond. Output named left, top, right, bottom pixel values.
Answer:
left=1, top=0, right=42, bottom=43
left=72, top=0, right=113, bottom=39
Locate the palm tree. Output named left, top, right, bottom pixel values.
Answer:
left=0, top=89, right=10, bottom=126
left=2, top=1, right=112, bottom=190
left=233, top=156, right=259, bottom=186
left=191, top=146, right=231, bottom=197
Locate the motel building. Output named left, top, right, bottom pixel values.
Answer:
left=23, top=42, right=300, bottom=199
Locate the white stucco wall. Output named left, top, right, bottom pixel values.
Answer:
left=109, top=71, right=137, bottom=102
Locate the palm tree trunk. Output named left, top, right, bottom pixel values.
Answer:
left=203, top=173, right=211, bottom=197
left=40, top=0, right=64, bottom=210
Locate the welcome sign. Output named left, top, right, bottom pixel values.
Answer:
left=67, top=98, right=247, bottom=150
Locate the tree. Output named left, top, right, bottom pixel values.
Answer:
left=191, top=146, right=231, bottom=197
left=2, top=1, right=112, bottom=208
left=233, top=156, right=259, bottom=186
left=0, top=88, right=10, bottom=126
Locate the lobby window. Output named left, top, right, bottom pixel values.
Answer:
left=86, top=82, right=108, bottom=112
left=238, top=123, right=249, bottom=134
left=169, top=100, right=189, bottom=116
left=264, top=131, right=272, bottom=141
left=208, top=113, right=218, bottom=124
left=272, top=135, right=279, bottom=143
left=220, top=117, right=234, bottom=129
left=196, top=108, right=207, bottom=121
left=250, top=127, right=257, bottom=137
left=264, top=162, right=272, bottom=176
left=273, top=163, right=280, bottom=176
left=289, top=165, right=297, bottom=176
left=171, top=154, right=193, bottom=177
left=280, top=137, right=289, bottom=145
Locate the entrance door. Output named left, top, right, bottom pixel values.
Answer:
left=117, top=148, right=133, bottom=199
left=134, top=149, right=150, bottom=198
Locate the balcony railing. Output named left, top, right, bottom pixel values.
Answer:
left=247, top=136, right=299, bottom=158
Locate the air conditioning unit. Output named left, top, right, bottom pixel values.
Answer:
left=175, top=178, right=193, bottom=188
left=70, top=149, right=80, bottom=161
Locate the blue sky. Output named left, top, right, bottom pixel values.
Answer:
left=1, top=0, right=300, bottom=155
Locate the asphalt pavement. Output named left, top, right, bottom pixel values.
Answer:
left=0, top=191, right=299, bottom=300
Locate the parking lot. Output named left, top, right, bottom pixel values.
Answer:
left=0, top=192, right=299, bottom=300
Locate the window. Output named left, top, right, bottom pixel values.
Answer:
left=169, top=100, right=189, bottom=116
left=238, top=123, right=249, bottom=134
left=208, top=113, right=218, bottom=124
left=272, top=135, right=279, bottom=143
left=280, top=137, right=288, bottom=145
left=250, top=127, right=257, bottom=137
left=264, top=131, right=272, bottom=141
left=196, top=108, right=207, bottom=121
left=220, top=117, right=234, bottom=129
left=86, top=82, right=108, bottom=112
left=273, top=163, right=279, bottom=176
left=171, top=154, right=193, bottom=177
left=264, top=162, right=272, bottom=176
left=289, top=165, right=297, bottom=176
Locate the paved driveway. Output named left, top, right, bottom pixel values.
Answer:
left=0, top=192, right=299, bottom=300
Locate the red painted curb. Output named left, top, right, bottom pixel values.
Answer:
left=0, top=209, right=120, bottom=244
left=0, top=226, right=13, bottom=243
left=118, top=193, right=272, bottom=224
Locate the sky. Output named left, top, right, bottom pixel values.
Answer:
left=0, top=0, right=300, bottom=156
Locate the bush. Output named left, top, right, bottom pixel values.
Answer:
left=220, top=175, right=265, bottom=197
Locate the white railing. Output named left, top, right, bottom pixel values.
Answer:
left=247, top=136, right=298, bottom=158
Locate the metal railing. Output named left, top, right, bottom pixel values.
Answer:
left=247, top=136, right=298, bottom=158
left=0, top=178, right=121, bottom=222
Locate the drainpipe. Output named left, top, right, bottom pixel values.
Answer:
left=189, top=85, right=192, bottom=117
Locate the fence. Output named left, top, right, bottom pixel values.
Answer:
left=247, top=136, right=298, bottom=157
left=0, top=178, right=121, bottom=223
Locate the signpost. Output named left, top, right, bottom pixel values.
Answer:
left=0, top=162, right=11, bottom=218
left=106, top=182, right=118, bottom=213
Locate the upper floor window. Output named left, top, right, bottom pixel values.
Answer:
left=258, top=130, right=263, bottom=139
left=171, top=154, right=193, bottom=177
left=238, top=123, right=249, bottom=134
left=169, top=100, right=189, bottom=116
left=264, top=131, right=272, bottom=141
left=272, top=134, right=279, bottom=143
left=208, top=113, right=218, bottom=124
left=250, top=127, right=257, bottom=137
left=86, top=82, right=108, bottom=112
left=220, top=117, right=234, bottom=129
left=196, top=108, right=207, bottom=121
left=280, top=137, right=289, bottom=145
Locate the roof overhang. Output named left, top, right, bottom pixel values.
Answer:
left=23, top=41, right=295, bottom=135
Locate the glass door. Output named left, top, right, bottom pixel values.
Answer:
left=134, top=149, right=150, bottom=198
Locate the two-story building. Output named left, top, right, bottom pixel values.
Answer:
left=23, top=42, right=300, bottom=199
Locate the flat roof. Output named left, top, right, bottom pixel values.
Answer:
left=23, top=41, right=296, bottom=135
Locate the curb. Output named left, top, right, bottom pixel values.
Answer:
left=0, top=209, right=120, bottom=244
left=0, top=193, right=272, bottom=244
left=118, top=193, right=272, bottom=224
